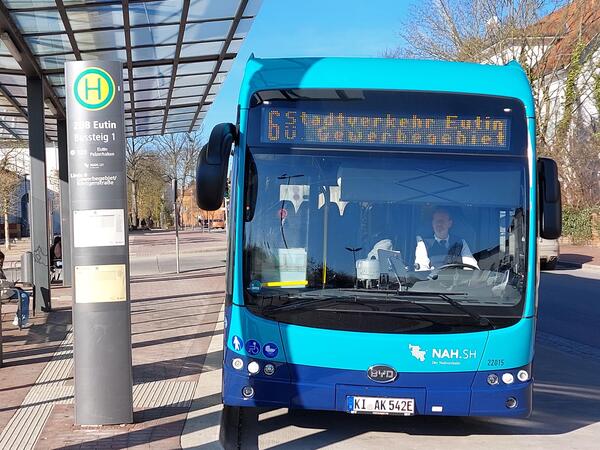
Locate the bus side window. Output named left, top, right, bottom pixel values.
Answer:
left=244, top=152, right=258, bottom=222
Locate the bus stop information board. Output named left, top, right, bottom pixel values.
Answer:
left=65, top=60, right=133, bottom=426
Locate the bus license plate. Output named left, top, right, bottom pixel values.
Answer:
left=348, top=396, right=415, bottom=415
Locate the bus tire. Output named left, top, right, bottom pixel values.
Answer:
left=541, top=259, right=557, bottom=270
left=220, top=405, right=241, bottom=450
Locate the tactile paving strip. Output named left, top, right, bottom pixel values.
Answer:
left=0, top=328, right=197, bottom=450
left=0, top=329, right=73, bottom=450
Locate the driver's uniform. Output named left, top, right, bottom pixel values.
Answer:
left=419, top=235, right=479, bottom=270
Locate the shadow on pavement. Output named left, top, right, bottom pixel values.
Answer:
left=131, top=270, right=226, bottom=284
left=133, top=349, right=223, bottom=383
left=538, top=271, right=600, bottom=348
left=559, top=254, right=593, bottom=265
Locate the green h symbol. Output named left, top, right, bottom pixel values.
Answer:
left=84, top=76, right=102, bottom=100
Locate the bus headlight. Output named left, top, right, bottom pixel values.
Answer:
left=487, top=374, right=499, bottom=385
left=232, top=358, right=244, bottom=370
left=242, top=386, right=254, bottom=398
left=247, top=361, right=260, bottom=375
left=264, top=363, right=275, bottom=376
left=502, top=373, right=514, bottom=384
left=517, top=370, right=529, bottom=382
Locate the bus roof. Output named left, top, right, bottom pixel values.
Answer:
left=239, top=57, right=535, bottom=118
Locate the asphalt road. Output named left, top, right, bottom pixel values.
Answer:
left=537, top=266, right=600, bottom=348
left=233, top=266, right=600, bottom=450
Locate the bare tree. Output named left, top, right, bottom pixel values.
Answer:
left=565, top=119, right=600, bottom=206
left=0, top=141, right=22, bottom=250
left=155, top=130, right=204, bottom=225
left=126, top=135, right=154, bottom=228
left=390, top=0, right=600, bottom=206
left=390, top=0, right=571, bottom=142
left=154, top=133, right=187, bottom=183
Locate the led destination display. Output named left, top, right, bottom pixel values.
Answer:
left=261, top=107, right=511, bottom=151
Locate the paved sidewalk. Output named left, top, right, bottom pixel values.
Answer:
left=558, top=244, right=600, bottom=271
left=0, top=230, right=226, bottom=449
left=1, top=238, right=32, bottom=264
left=129, top=229, right=227, bottom=257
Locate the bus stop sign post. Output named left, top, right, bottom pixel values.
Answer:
left=65, top=60, right=133, bottom=425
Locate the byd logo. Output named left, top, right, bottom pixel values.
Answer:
left=367, top=365, right=397, bottom=383
left=73, top=67, right=115, bottom=111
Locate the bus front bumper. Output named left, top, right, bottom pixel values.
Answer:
left=222, top=353, right=532, bottom=417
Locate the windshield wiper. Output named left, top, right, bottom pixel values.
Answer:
left=260, top=289, right=433, bottom=314
left=262, top=294, right=376, bottom=314
left=366, top=290, right=495, bottom=329
left=403, top=291, right=495, bottom=329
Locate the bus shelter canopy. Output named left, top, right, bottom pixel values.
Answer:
left=0, top=0, right=261, bottom=140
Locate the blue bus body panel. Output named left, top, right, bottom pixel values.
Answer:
left=226, top=305, right=534, bottom=372
left=223, top=305, right=533, bottom=416
left=223, top=351, right=532, bottom=417
left=239, top=57, right=535, bottom=118
left=225, top=57, right=537, bottom=417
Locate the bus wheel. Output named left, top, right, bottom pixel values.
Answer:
left=220, top=405, right=259, bottom=449
left=220, top=405, right=241, bottom=449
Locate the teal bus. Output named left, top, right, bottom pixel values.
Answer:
left=195, top=57, right=561, bottom=425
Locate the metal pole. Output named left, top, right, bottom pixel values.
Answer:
left=26, top=76, right=51, bottom=313
left=57, top=120, right=72, bottom=286
left=175, top=207, right=180, bottom=274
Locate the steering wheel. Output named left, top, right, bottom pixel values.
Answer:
left=428, top=262, right=480, bottom=286
left=436, top=262, right=480, bottom=271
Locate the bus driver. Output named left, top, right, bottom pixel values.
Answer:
left=415, top=207, right=479, bottom=270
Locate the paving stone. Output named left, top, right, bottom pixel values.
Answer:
left=0, top=231, right=226, bottom=449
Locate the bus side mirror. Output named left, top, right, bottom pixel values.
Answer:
left=196, top=123, right=236, bottom=211
left=537, top=157, right=561, bottom=239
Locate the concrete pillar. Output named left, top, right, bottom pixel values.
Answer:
left=26, top=76, right=51, bottom=312
left=57, top=120, right=72, bottom=285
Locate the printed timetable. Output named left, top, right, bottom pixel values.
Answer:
left=261, top=106, right=511, bottom=151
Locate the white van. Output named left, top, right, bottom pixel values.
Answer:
left=538, top=237, right=559, bottom=270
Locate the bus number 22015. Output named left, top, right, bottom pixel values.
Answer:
left=487, top=359, right=505, bottom=367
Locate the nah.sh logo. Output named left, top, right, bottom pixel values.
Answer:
left=409, top=344, right=426, bottom=362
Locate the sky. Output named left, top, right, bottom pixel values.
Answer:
left=200, top=0, right=415, bottom=139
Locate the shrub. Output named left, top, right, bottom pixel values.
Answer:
left=562, top=207, right=600, bottom=244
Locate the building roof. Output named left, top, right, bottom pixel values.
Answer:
left=0, top=0, right=262, bottom=141
left=527, top=0, right=600, bottom=73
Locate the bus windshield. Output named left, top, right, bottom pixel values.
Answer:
left=242, top=90, right=529, bottom=334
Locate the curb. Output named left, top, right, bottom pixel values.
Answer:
left=180, top=306, right=224, bottom=449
